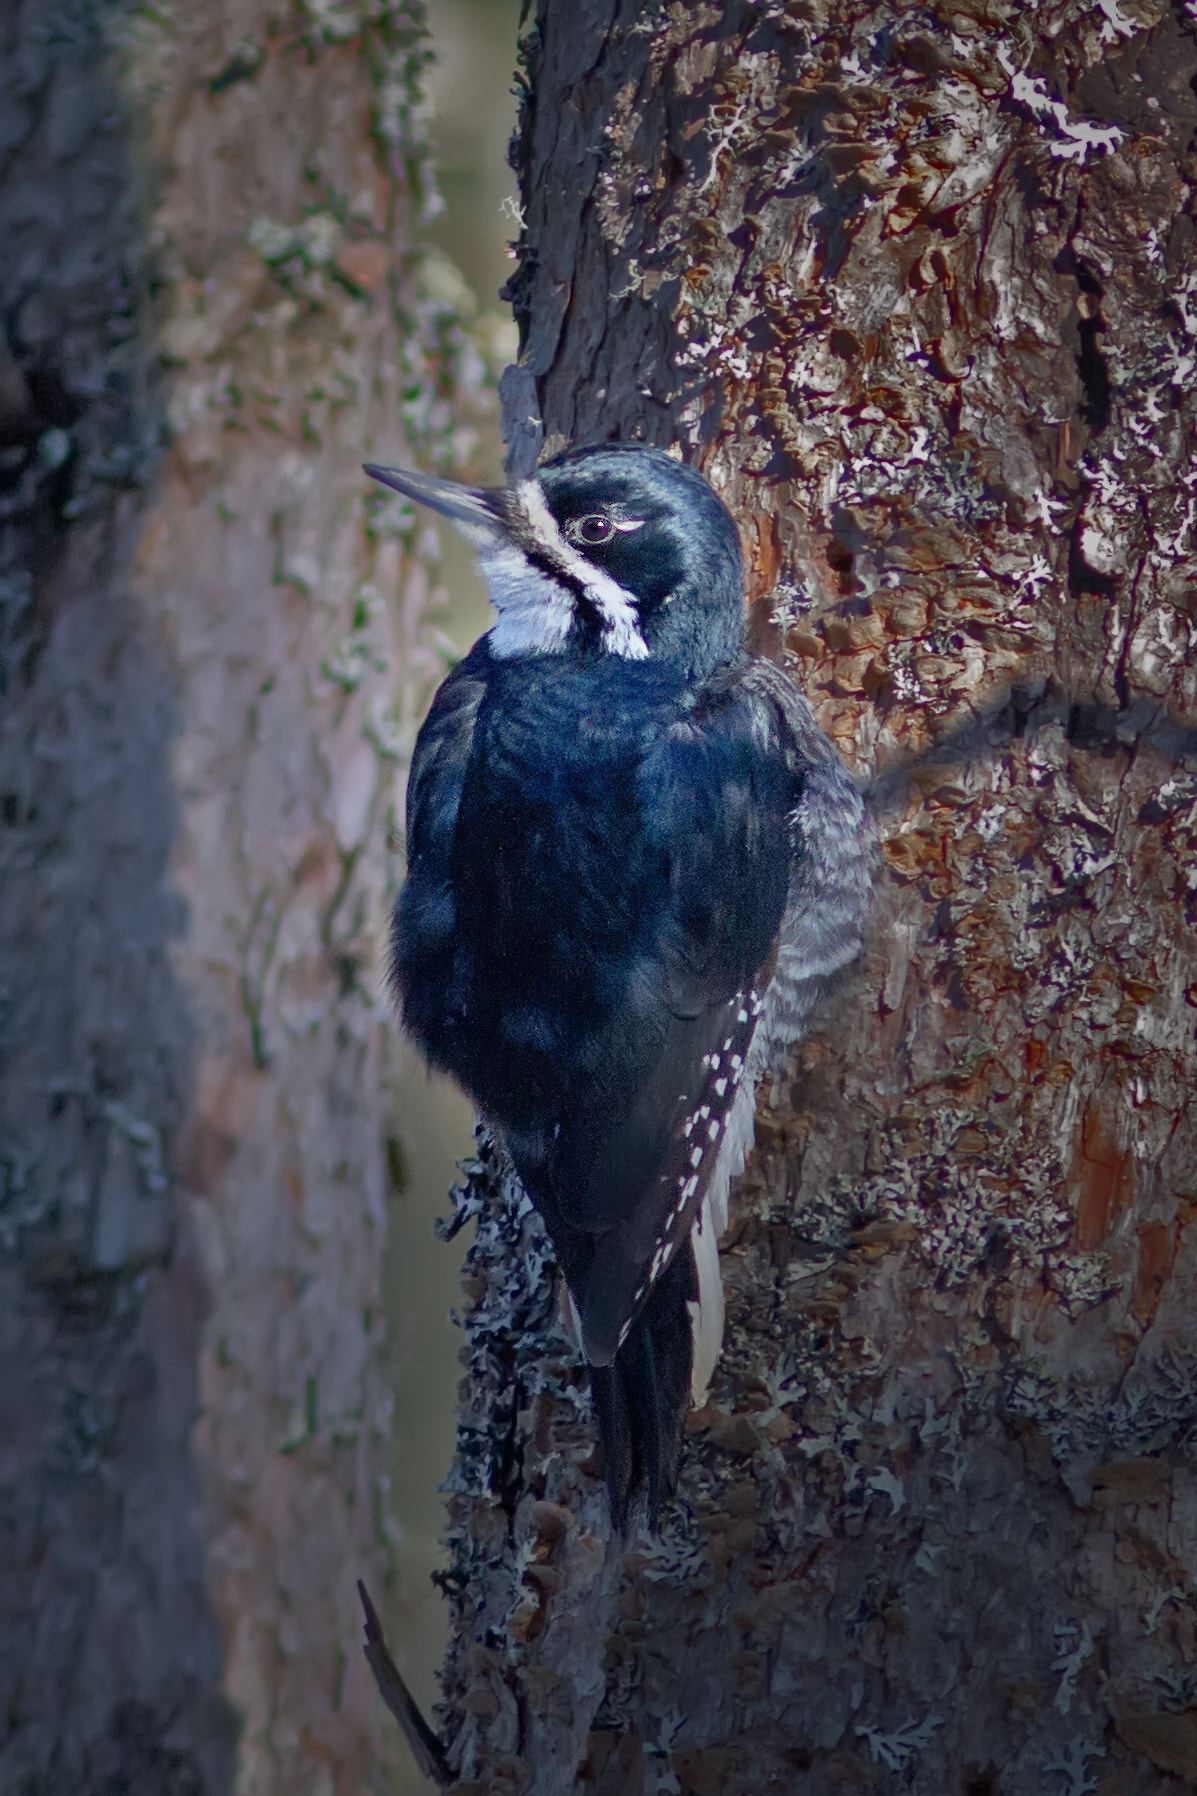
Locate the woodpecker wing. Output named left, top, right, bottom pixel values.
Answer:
left=536, top=666, right=797, bottom=1365
left=565, top=979, right=768, bottom=1367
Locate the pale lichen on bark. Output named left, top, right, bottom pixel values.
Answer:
left=434, top=3, right=1197, bottom=1792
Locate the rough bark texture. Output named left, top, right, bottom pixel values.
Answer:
left=434, top=4, right=1197, bottom=1794
left=0, top=2, right=478, bottom=1791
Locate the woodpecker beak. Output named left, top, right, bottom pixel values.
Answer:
left=363, top=463, right=503, bottom=543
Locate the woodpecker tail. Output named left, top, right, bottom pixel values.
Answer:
left=589, top=1244, right=696, bottom=1529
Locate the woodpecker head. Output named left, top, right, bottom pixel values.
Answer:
left=364, top=443, right=744, bottom=680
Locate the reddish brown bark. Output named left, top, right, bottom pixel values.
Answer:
left=432, top=3, right=1197, bottom=1792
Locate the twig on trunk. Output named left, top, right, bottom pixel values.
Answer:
left=357, top=1580, right=452, bottom=1786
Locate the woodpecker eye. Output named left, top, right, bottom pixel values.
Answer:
left=574, top=514, right=614, bottom=545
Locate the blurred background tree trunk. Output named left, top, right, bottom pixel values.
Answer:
left=435, top=4, right=1197, bottom=1794
left=0, top=1, right=496, bottom=1791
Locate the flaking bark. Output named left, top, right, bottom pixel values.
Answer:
left=434, top=4, right=1197, bottom=1793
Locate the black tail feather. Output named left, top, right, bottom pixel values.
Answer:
left=590, top=1245, right=696, bottom=1528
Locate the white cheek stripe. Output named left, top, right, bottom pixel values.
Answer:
left=517, top=480, right=649, bottom=660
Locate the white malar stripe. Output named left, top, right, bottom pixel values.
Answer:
left=687, top=1194, right=725, bottom=1406
left=482, top=541, right=575, bottom=658
left=517, top=480, right=649, bottom=660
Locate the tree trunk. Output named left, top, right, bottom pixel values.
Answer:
left=435, top=4, right=1197, bottom=1793
left=0, top=2, right=476, bottom=1791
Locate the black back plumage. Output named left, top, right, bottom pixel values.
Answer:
left=398, top=645, right=794, bottom=1273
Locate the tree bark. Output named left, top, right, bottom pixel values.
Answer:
left=0, top=2, right=476, bottom=1791
left=435, top=4, right=1197, bottom=1793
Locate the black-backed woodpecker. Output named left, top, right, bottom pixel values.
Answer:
left=366, top=444, right=871, bottom=1525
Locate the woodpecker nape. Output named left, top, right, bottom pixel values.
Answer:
left=366, top=443, right=871, bottom=1527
